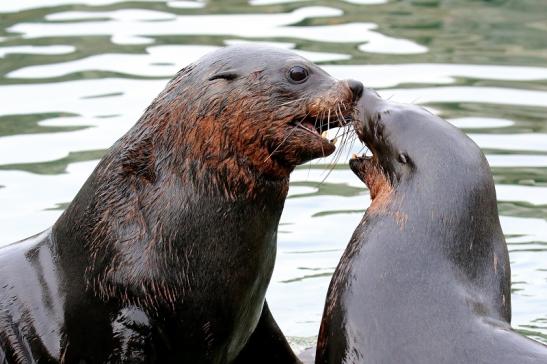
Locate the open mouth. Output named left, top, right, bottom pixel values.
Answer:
left=349, top=147, right=390, bottom=201
left=289, top=113, right=353, bottom=143
left=350, top=109, right=383, bottom=172
left=349, top=116, right=387, bottom=198
left=350, top=118, right=376, bottom=170
left=348, top=87, right=394, bottom=201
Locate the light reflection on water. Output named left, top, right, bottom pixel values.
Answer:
left=0, top=0, right=546, bottom=350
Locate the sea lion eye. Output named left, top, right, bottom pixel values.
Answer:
left=288, top=66, right=309, bottom=83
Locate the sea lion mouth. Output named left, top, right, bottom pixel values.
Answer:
left=350, top=90, right=392, bottom=200
left=267, top=79, right=360, bottom=170
left=350, top=115, right=382, bottom=178
left=289, top=113, right=353, bottom=144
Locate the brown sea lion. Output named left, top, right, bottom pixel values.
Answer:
left=316, top=88, right=547, bottom=364
left=0, top=45, right=363, bottom=364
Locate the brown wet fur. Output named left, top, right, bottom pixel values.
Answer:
left=349, top=156, right=394, bottom=217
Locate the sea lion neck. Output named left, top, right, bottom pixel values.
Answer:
left=51, top=138, right=289, bottom=305
left=343, top=165, right=508, bottom=265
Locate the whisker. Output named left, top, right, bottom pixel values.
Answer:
left=240, top=96, right=310, bottom=116
left=314, top=112, right=321, bottom=134
left=332, top=128, right=354, bottom=140
left=337, top=104, right=346, bottom=126
left=344, top=132, right=357, bottom=162
left=317, top=103, right=353, bottom=184
left=306, top=157, right=312, bottom=180
left=327, top=109, right=331, bottom=137
left=332, top=125, right=344, bottom=142
left=277, top=97, right=308, bottom=107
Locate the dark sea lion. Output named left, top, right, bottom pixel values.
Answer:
left=0, top=45, right=363, bottom=363
left=315, top=88, right=547, bottom=364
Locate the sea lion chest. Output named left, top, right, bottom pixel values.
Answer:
left=0, top=193, right=284, bottom=364
left=103, top=193, right=286, bottom=363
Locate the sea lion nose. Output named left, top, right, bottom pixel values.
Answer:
left=357, top=88, right=384, bottom=126
left=348, top=79, right=364, bottom=102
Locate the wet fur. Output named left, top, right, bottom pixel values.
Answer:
left=0, top=45, right=357, bottom=363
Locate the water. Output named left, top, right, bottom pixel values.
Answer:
left=0, top=0, right=546, bottom=351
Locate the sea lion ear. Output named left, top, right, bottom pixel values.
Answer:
left=208, top=71, right=239, bottom=81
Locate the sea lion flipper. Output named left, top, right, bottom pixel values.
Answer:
left=232, top=301, right=301, bottom=364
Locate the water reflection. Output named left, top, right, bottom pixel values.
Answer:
left=0, top=0, right=546, bottom=348
left=7, top=6, right=427, bottom=53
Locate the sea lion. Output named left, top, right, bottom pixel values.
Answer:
left=315, top=88, right=547, bottom=363
left=0, top=45, right=364, bottom=363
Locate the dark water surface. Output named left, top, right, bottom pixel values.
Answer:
left=0, top=0, right=546, bottom=350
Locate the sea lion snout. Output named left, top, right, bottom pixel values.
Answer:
left=350, top=88, right=404, bottom=195
left=353, top=88, right=384, bottom=138
left=352, top=88, right=390, bottom=153
left=347, top=79, right=364, bottom=102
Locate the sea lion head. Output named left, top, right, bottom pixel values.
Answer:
left=350, top=88, right=491, bottom=207
left=152, top=45, right=363, bottom=180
